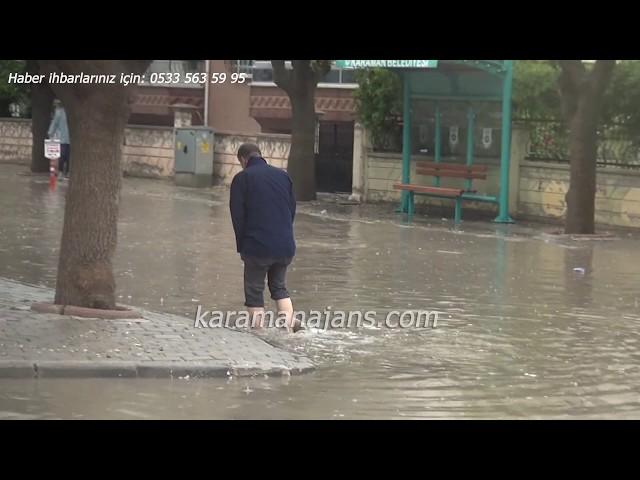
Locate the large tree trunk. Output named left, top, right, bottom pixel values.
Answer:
left=558, top=60, right=615, bottom=234
left=37, top=60, right=150, bottom=308
left=53, top=89, right=129, bottom=308
left=565, top=100, right=599, bottom=234
left=28, top=60, right=54, bottom=172
left=272, top=60, right=330, bottom=201
left=288, top=83, right=318, bottom=201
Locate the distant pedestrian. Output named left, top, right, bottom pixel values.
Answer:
left=47, top=99, right=70, bottom=178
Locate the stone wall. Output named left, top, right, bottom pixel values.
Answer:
left=213, top=130, right=291, bottom=185
left=362, top=150, right=510, bottom=218
left=519, top=161, right=640, bottom=228
left=0, top=119, right=31, bottom=165
left=0, top=118, right=175, bottom=178
left=355, top=123, right=640, bottom=229
left=122, top=126, right=174, bottom=178
left=0, top=118, right=292, bottom=183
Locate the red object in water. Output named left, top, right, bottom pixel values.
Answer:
left=49, top=158, right=57, bottom=191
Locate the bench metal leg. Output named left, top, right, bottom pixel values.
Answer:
left=397, top=190, right=409, bottom=214
left=454, top=197, right=462, bottom=224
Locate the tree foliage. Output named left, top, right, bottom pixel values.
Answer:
left=352, top=68, right=402, bottom=149
left=512, top=60, right=640, bottom=130
left=601, top=60, right=640, bottom=132
left=0, top=60, right=29, bottom=116
left=512, top=60, right=561, bottom=119
left=353, top=60, right=640, bottom=143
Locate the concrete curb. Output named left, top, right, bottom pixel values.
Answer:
left=0, top=361, right=37, bottom=378
left=36, top=361, right=139, bottom=378
left=31, top=302, right=142, bottom=319
left=0, top=360, right=314, bottom=379
left=30, top=303, right=64, bottom=314
left=136, top=362, right=229, bottom=379
left=543, top=232, right=617, bottom=241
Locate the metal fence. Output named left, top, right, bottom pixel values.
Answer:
left=523, top=119, right=640, bottom=169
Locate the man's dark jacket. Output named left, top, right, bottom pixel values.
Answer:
left=229, top=156, right=296, bottom=258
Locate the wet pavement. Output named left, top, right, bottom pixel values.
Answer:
left=1, top=163, right=640, bottom=419
left=0, top=278, right=314, bottom=379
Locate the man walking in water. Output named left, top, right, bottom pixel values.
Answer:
left=230, top=143, right=299, bottom=332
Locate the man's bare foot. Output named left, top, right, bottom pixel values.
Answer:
left=286, top=318, right=303, bottom=333
left=248, top=307, right=265, bottom=329
left=276, top=297, right=299, bottom=333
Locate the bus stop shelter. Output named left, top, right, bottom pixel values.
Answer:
left=337, top=60, right=514, bottom=223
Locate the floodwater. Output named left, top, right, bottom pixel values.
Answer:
left=1, top=164, right=640, bottom=419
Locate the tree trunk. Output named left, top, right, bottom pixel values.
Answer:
left=272, top=60, right=330, bottom=201
left=558, top=60, right=615, bottom=235
left=565, top=101, right=599, bottom=234
left=53, top=89, right=130, bottom=308
left=29, top=80, right=54, bottom=173
left=289, top=85, right=317, bottom=201
left=38, top=60, right=150, bottom=309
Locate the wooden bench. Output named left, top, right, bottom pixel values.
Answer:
left=394, top=162, right=488, bottom=224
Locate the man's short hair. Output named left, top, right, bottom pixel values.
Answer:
left=237, top=143, right=261, bottom=159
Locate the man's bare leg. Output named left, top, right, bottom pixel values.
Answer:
left=276, top=298, right=297, bottom=332
left=248, top=307, right=265, bottom=329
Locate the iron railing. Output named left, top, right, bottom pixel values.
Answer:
left=523, top=119, right=640, bottom=169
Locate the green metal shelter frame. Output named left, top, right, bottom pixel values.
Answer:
left=338, top=60, right=514, bottom=223
left=398, top=60, right=514, bottom=223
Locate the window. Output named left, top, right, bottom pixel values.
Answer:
left=319, top=69, right=340, bottom=83
left=340, top=70, right=357, bottom=84
left=248, top=61, right=358, bottom=87
left=233, top=60, right=254, bottom=77
left=252, top=61, right=275, bottom=82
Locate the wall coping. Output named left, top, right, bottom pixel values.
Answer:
left=256, top=132, right=291, bottom=140
left=0, top=119, right=292, bottom=141
left=212, top=128, right=291, bottom=140
left=522, top=159, right=640, bottom=178
left=126, top=124, right=174, bottom=132
left=367, top=151, right=501, bottom=163
left=0, top=117, right=32, bottom=124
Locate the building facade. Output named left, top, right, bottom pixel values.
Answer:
left=129, top=60, right=359, bottom=194
left=129, top=60, right=206, bottom=127
left=227, top=60, right=358, bottom=193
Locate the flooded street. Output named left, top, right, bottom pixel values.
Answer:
left=1, top=164, right=640, bottom=419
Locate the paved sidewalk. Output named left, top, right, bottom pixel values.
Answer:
left=0, top=278, right=313, bottom=379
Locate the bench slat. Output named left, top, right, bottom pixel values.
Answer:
left=416, top=161, right=488, bottom=172
left=393, top=183, right=463, bottom=197
left=416, top=168, right=487, bottom=180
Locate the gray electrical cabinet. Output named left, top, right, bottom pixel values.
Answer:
left=174, top=127, right=214, bottom=187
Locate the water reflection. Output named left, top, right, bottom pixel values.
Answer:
left=1, top=165, right=640, bottom=419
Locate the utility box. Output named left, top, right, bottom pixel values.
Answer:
left=174, top=127, right=214, bottom=187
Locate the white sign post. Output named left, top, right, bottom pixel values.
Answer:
left=44, top=139, right=61, bottom=160
left=44, top=139, right=61, bottom=190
